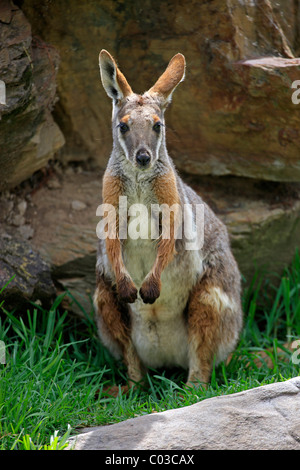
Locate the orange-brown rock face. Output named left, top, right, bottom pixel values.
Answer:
left=1, top=1, right=299, bottom=310
left=21, top=0, right=300, bottom=181
left=0, top=1, right=64, bottom=191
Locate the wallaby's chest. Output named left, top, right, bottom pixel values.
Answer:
left=129, top=249, right=203, bottom=369
left=122, top=178, right=159, bottom=284
left=119, top=174, right=204, bottom=369
left=125, top=238, right=203, bottom=369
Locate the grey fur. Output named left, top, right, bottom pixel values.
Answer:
left=94, top=51, right=243, bottom=386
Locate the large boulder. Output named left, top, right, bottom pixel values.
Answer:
left=68, top=377, right=300, bottom=450
left=0, top=0, right=64, bottom=192
left=21, top=0, right=300, bottom=181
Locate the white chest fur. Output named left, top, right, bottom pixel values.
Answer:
left=125, top=238, right=203, bottom=369
left=130, top=300, right=189, bottom=369
left=119, top=176, right=203, bottom=370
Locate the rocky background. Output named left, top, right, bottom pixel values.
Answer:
left=0, top=0, right=300, bottom=314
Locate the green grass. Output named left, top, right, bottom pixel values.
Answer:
left=0, top=250, right=300, bottom=450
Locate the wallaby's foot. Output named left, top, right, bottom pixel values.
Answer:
left=185, top=376, right=209, bottom=391
left=125, top=343, right=145, bottom=389
left=117, top=276, right=138, bottom=303
left=101, top=384, right=130, bottom=398
left=140, top=275, right=161, bottom=304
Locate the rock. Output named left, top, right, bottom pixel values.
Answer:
left=25, top=172, right=100, bottom=315
left=0, top=2, right=299, bottom=312
left=64, top=166, right=75, bottom=176
left=4, top=170, right=294, bottom=317
left=71, top=200, right=87, bottom=211
left=47, top=178, right=62, bottom=190
left=0, top=1, right=64, bottom=191
left=1, top=232, right=11, bottom=241
left=21, top=0, right=300, bottom=182
left=5, top=197, right=28, bottom=227
left=0, top=170, right=299, bottom=314
left=68, top=377, right=300, bottom=450
left=2, top=200, right=14, bottom=220
left=186, top=175, right=300, bottom=279
left=18, top=224, right=34, bottom=240
left=0, top=237, right=56, bottom=308
left=272, top=0, right=300, bottom=56
left=17, top=200, right=27, bottom=217
left=0, top=169, right=299, bottom=315
left=11, top=214, right=25, bottom=227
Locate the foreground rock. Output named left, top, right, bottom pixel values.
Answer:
left=0, top=1, right=64, bottom=191
left=68, top=377, right=300, bottom=450
left=21, top=0, right=300, bottom=181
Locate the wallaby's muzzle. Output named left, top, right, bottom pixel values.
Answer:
left=136, top=148, right=151, bottom=168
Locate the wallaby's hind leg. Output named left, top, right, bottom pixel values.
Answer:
left=186, top=274, right=242, bottom=387
left=94, top=275, right=144, bottom=386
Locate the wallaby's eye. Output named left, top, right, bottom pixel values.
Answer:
left=153, top=122, right=161, bottom=133
left=118, top=122, right=129, bottom=134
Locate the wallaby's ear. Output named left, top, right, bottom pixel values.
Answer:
left=148, top=53, right=185, bottom=107
left=99, top=49, right=133, bottom=102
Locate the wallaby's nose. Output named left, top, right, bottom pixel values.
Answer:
left=136, top=149, right=151, bottom=168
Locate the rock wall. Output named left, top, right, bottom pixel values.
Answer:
left=0, top=0, right=64, bottom=191
left=0, top=0, right=299, bottom=311
left=20, top=0, right=300, bottom=181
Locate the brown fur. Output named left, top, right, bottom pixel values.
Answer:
left=94, top=274, right=130, bottom=351
left=150, top=54, right=185, bottom=100
left=102, top=170, right=123, bottom=207
left=152, top=170, right=180, bottom=273
left=152, top=114, right=160, bottom=123
left=187, top=278, right=222, bottom=384
left=140, top=170, right=181, bottom=303
left=116, top=68, right=132, bottom=98
left=102, top=171, right=138, bottom=302
left=95, top=274, right=143, bottom=384
left=120, top=114, right=130, bottom=124
left=95, top=51, right=243, bottom=388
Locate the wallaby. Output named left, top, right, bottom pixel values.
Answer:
left=94, top=50, right=243, bottom=387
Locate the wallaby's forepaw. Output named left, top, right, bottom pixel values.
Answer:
left=140, top=276, right=161, bottom=304
left=117, top=276, right=138, bottom=303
